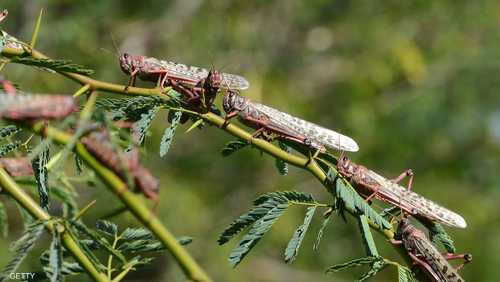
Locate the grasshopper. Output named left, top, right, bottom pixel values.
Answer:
left=119, top=53, right=249, bottom=91
left=81, top=129, right=159, bottom=202
left=393, top=218, right=471, bottom=282
left=0, top=93, right=77, bottom=121
left=337, top=155, right=467, bottom=229
left=222, top=90, right=359, bottom=152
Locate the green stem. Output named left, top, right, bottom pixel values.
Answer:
left=31, top=124, right=212, bottom=282
left=0, top=168, right=110, bottom=282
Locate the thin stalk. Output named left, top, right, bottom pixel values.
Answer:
left=0, top=168, right=109, bottom=282
left=30, top=124, right=213, bottom=282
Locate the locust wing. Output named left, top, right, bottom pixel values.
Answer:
left=251, top=102, right=359, bottom=152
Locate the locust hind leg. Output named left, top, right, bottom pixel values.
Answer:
left=442, top=253, right=472, bottom=271
left=125, top=69, right=139, bottom=92
left=392, top=169, right=414, bottom=191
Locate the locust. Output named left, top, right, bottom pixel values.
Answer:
left=0, top=93, right=77, bottom=121
left=119, top=53, right=249, bottom=91
left=337, top=155, right=467, bottom=228
left=0, top=157, right=34, bottom=177
left=222, top=90, right=359, bottom=152
left=81, top=129, right=159, bottom=202
left=392, top=218, right=471, bottom=282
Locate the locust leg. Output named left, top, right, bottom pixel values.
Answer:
left=222, top=110, right=239, bottom=128
left=408, top=252, right=443, bottom=282
left=125, top=69, right=139, bottom=91
left=392, top=169, right=414, bottom=190
left=169, top=79, right=201, bottom=103
left=442, top=253, right=472, bottom=271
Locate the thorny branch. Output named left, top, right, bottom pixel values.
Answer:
left=0, top=37, right=413, bottom=279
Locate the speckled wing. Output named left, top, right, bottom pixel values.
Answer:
left=144, top=58, right=249, bottom=90
left=412, top=236, right=464, bottom=282
left=367, top=171, right=467, bottom=228
left=250, top=102, right=359, bottom=152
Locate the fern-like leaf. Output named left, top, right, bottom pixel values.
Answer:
left=0, top=201, right=7, bottom=237
left=120, top=227, right=154, bottom=241
left=228, top=203, right=288, bottom=267
left=96, top=220, right=118, bottom=237
left=0, top=141, right=20, bottom=157
left=425, top=221, right=456, bottom=253
left=398, top=265, right=416, bottom=282
left=32, top=146, right=50, bottom=211
left=275, top=141, right=290, bottom=175
left=47, top=229, right=63, bottom=282
left=221, top=140, right=248, bottom=157
left=313, top=211, right=332, bottom=251
left=133, top=107, right=159, bottom=145
left=357, top=259, right=387, bottom=282
left=160, top=110, right=181, bottom=157
left=357, top=214, right=379, bottom=257
left=0, top=125, right=19, bottom=139
left=284, top=206, right=316, bottom=263
left=0, top=221, right=45, bottom=281
left=10, top=57, right=94, bottom=75
left=326, top=256, right=380, bottom=273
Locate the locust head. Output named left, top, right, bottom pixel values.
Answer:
left=337, top=154, right=356, bottom=178
left=205, top=69, right=222, bottom=91
left=119, top=53, right=142, bottom=75
left=223, top=90, right=248, bottom=113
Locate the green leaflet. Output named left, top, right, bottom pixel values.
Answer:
left=398, top=265, right=416, bottom=282
left=32, top=146, right=50, bottom=211
left=0, top=125, right=19, bottom=139
left=120, top=227, right=154, bottom=241
left=0, top=202, right=7, bottom=237
left=313, top=211, right=332, bottom=251
left=160, top=110, right=182, bottom=157
left=0, top=221, right=45, bottom=281
left=96, top=220, right=118, bottom=237
left=0, top=141, right=20, bottom=157
left=69, top=220, right=126, bottom=263
left=218, top=191, right=316, bottom=245
left=284, top=206, right=316, bottom=263
left=424, top=221, right=456, bottom=253
left=326, top=256, right=380, bottom=273
left=228, top=202, right=288, bottom=267
left=221, top=140, right=248, bottom=157
left=47, top=229, right=63, bottom=282
left=357, top=214, right=379, bottom=257
left=327, top=168, right=392, bottom=230
left=10, top=57, right=94, bottom=76
left=134, top=107, right=160, bottom=145
left=118, top=240, right=164, bottom=253
left=177, top=236, right=193, bottom=246
left=275, top=141, right=291, bottom=175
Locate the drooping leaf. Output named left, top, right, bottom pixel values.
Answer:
left=313, top=210, right=332, bottom=251
left=178, top=236, right=193, bottom=246
left=47, top=229, right=63, bottom=282
left=398, top=265, right=416, bottom=282
left=218, top=191, right=316, bottom=245
left=0, top=202, right=7, bottom=237
left=326, top=169, right=391, bottom=230
left=357, top=214, right=379, bottom=257
left=32, top=146, right=50, bottom=211
left=0, top=221, right=45, bottom=281
left=0, top=125, right=19, bottom=139
left=96, top=220, right=118, bottom=237
left=284, top=206, right=316, bottom=263
left=69, top=220, right=126, bottom=263
left=221, top=140, right=248, bottom=157
left=275, top=141, right=291, bottom=175
left=228, top=203, right=289, bottom=267
left=357, top=259, right=387, bottom=282
left=133, top=107, right=160, bottom=145
left=326, top=256, right=380, bottom=273
left=0, top=141, right=20, bottom=157
left=120, top=227, right=154, bottom=241
left=160, top=110, right=181, bottom=157
left=10, top=57, right=94, bottom=76
left=425, top=221, right=456, bottom=253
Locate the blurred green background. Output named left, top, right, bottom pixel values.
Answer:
left=1, top=1, right=499, bottom=281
